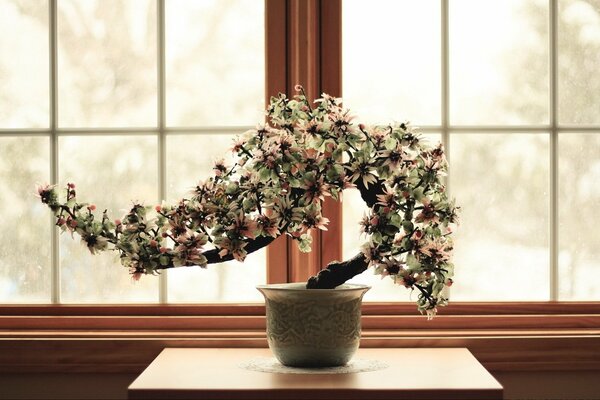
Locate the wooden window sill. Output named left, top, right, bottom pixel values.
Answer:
left=1, top=302, right=599, bottom=373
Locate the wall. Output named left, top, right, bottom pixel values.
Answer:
left=1, top=371, right=599, bottom=400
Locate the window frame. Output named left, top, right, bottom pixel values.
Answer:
left=1, top=0, right=599, bottom=374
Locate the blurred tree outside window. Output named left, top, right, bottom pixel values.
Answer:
left=0, top=0, right=265, bottom=303
left=343, top=0, right=600, bottom=302
left=2, top=0, right=600, bottom=304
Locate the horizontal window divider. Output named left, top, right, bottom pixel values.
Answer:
left=0, top=130, right=53, bottom=136
left=163, top=126, right=254, bottom=134
left=350, top=125, right=600, bottom=134
left=55, top=127, right=161, bottom=134
left=445, top=125, right=551, bottom=133
left=0, top=126, right=254, bottom=135
left=2, top=125, right=599, bottom=136
left=553, top=125, right=600, bottom=132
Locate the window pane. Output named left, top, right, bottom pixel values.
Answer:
left=559, top=0, right=600, bottom=124
left=0, top=137, right=51, bottom=302
left=165, top=0, right=264, bottom=127
left=559, top=134, right=600, bottom=300
left=0, top=0, right=49, bottom=128
left=57, top=0, right=157, bottom=128
left=342, top=133, right=441, bottom=302
left=166, top=134, right=266, bottom=302
left=343, top=0, right=441, bottom=125
left=450, top=133, right=549, bottom=301
left=59, top=135, right=158, bottom=303
left=450, top=0, right=549, bottom=125
left=166, top=133, right=238, bottom=200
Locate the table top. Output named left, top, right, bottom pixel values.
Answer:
left=128, top=348, right=503, bottom=400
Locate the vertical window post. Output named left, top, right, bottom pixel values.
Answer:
left=265, top=0, right=343, bottom=284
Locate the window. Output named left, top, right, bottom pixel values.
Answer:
left=2, top=0, right=599, bottom=307
left=0, top=0, right=266, bottom=304
left=1, top=0, right=598, bottom=374
left=342, top=0, right=600, bottom=302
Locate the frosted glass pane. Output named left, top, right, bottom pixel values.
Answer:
left=0, top=0, right=49, bottom=128
left=165, top=0, right=264, bottom=126
left=166, top=134, right=266, bottom=302
left=342, top=134, right=441, bottom=302
left=559, top=134, right=600, bottom=300
left=166, top=251, right=266, bottom=303
left=0, top=137, right=51, bottom=302
left=559, top=0, right=600, bottom=124
left=166, top=134, right=238, bottom=200
left=450, top=0, right=549, bottom=125
left=59, top=136, right=158, bottom=303
left=343, top=0, right=441, bottom=125
left=450, top=134, right=549, bottom=301
left=57, top=0, right=157, bottom=127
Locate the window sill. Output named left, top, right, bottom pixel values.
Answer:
left=1, top=302, right=599, bottom=373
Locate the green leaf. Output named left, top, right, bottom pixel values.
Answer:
left=406, top=253, right=420, bottom=269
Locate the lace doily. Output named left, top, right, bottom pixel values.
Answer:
left=239, top=356, right=388, bottom=374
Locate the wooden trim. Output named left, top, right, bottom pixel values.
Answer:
left=285, top=0, right=322, bottom=282
left=1, top=302, right=598, bottom=316
left=1, top=313, right=599, bottom=332
left=1, top=303, right=599, bottom=373
left=319, top=0, right=343, bottom=266
left=264, top=0, right=347, bottom=277
left=0, top=335, right=598, bottom=374
left=3, top=0, right=597, bottom=378
left=1, top=303, right=598, bottom=334
left=265, top=0, right=289, bottom=284
left=1, top=316, right=599, bottom=332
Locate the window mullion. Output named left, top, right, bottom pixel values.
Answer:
left=49, top=0, right=59, bottom=305
left=265, top=0, right=289, bottom=284
left=441, top=0, right=450, bottom=192
left=549, top=0, right=559, bottom=301
left=158, top=0, right=168, bottom=304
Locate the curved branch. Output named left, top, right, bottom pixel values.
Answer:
left=306, top=176, right=387, bottom=289
left=203, top=235, right=278, bottom=264
left=306, top=253, right=368, bottom=289
left=354, top=178, right=385, bottom=208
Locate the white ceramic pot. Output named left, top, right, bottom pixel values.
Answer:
left=256, top=282, right=370, bottom=367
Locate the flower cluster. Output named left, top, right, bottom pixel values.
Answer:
left=38, top=87, right=458, bottom=314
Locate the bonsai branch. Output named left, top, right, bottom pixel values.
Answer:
left=202, top=235, right=277, bottom=264
left=306, top=175, right=386, bottom=289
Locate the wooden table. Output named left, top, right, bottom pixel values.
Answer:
left=128, top=348, right=503, bottom=400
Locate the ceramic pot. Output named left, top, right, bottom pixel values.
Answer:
left=256, top=282, right=370, bottom=367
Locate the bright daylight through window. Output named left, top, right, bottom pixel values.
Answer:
left=0, top=0, right=265, bottom=303
left=343, top=0, right=600, bottom=301
left=1, top=0, right=599, bottom=304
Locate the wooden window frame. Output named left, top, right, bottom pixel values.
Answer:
left=1, top=0, right=599, bottom=375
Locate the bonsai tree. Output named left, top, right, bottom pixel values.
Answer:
left=38, top=87, right=459, bottom=316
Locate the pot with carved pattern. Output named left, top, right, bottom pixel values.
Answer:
left=256, top=283, right=370, bottom=367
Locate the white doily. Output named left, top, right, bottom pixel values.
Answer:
left=239, top=356, right=388, bottom=374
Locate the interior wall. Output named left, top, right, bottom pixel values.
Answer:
left=1, top=371, right=599, bottom=400
left=494, top=371, right=600, bottom=400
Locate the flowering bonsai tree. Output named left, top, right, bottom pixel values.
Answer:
left=38, top=86, right=458, bottom=316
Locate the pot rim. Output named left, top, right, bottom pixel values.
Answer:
left=256, top=282, right=371, bottom=292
